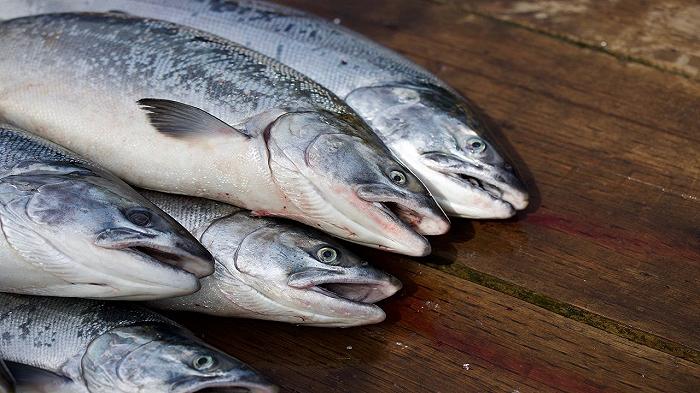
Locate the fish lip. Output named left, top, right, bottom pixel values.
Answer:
left=172, top=377, right=279, bottom=393
left=119, top=243, right=213, bottom=278
left=288, top=272, right=402, bottom=304
left=421, top=152, right=529, bottom=212
left=355, top=185, right=449, bottom=237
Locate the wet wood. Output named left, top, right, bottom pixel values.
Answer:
left=452, top=0, right=700, bottom=79
left=175, top=258, right=700, bottom=392
left=278, top=0, right=700, bottom=352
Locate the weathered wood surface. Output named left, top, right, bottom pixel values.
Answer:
left=176, top=258, right=700, bottom=392
left=275, top=0, right=700, bottom=351
left=455, top=0, right=700, bottom=79
left=168, top=0, right=699, bottom=390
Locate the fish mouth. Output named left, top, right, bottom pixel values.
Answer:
left=95, top=229, right=214, bottom=278
left=308, top=276, right=402, bottom=304
left=122, top=243, right=213, bottom=278
left=187, top=381, right=278, bottom=393
left=287, top=269, right=402, bottom=325
left=421, top=152, right=529, bottom=216
left=174, top=377, right=278, bottom=393
left=356, top=184, right=449, bottom=237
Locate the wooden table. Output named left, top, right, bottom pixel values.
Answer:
left=174, top=1, right=700, bottom=391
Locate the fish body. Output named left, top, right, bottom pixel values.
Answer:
left=0, top=293, right=277, bottom=392
left=0, top=125, right=214, bottom=300
left=141, top=190, right=402, bottom=327
left=0, top=0, right=528, bottom=218
left=0, top=12, right=448, bottom=256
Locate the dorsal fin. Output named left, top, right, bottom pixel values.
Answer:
left=137, top=98, right=250, bottom=138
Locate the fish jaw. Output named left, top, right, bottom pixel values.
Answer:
left=65, top=239, right=202, bottom=300
left=94, top=227, right=214, bottom=278
left=333, top=189, right=433, bottom=256
left=419, top=151, right=529, bottom=214
left=355, top=183, right=450, bottom=236
left=283, top=266, right=401, bottom=326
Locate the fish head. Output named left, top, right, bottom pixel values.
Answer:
left=82, top=324, right=277, bottom=393
left=4, top=162, right=214, bottom=298
left=346, top=83, right=529, bottom=218
left=203, top=212, right=402, bottom=327
left=266, top=110, right=449, bottom=256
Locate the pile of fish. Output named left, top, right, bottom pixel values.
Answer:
left=0, top=1, right=528, bottom=392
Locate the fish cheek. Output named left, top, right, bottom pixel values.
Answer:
left=25, top=182, right=108, bottom=228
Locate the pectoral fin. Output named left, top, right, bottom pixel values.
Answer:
left=138, top=98, right=250, bottom=138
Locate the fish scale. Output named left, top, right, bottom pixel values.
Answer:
left=0, top=11, right=449, bottom=256
left=0, top=293, right=168, bottom=374
left=0, top=128, right=92, bottom=170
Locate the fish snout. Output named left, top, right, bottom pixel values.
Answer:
left=356, top=184, right=449, bottom=236
left=95, top=228, right=214, bottom=278
left=421, top=152, right=529, bottom=214
left=357, top=184, right=450, bottom=235
left=288, top=266, right=402, bottom=304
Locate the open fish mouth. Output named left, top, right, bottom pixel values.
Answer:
left=174, top=377, right=279, bottom=393
left=288, top=271, right=402, bottom=307
left=421, top=152, right=528, bottom=212
left=122, top=244, right=213, bottom=278
left=355, top=185, right=448, bottom=237
left=187, top=382, right=278, bottom=393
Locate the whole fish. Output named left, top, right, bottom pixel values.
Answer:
left=0, top=293, right=277, bottom=393
left=0, top=12, right=449, bottom=257
left=0, top=124, right=214, bottom=300
left=140, top=190, right=402, bottom=327
left=0, top=0, right=529, bottom=218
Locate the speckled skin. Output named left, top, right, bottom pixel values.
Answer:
left=0, top=0, right=529, bottom=218
left=141, top=190, right=401, bottom=327
left=0, top=294, right=167, bottom=375
left=0, top=125, right=212, bottom=300
left=0, top=12, right=448, bottom=256
left=0, top=294, right=276, bottom=393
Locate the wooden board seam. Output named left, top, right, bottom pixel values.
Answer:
left=423, top=260, right=700, bottom=364
left=420, top=0, right=696, bottom=81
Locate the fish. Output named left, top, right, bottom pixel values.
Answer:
left=0, top=124, right=214, bottom=300
left=0, top=12, right=449, bottom=257
left=0, top=293, right=278, bottom=393
left=140, top=190, right=403, bottom=327
left=0, top=0, right=529, bottom=218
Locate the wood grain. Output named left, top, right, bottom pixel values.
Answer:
left=276, top=0, right=700, bottom=352
left=173, top=258, right=700, bottom=392
left=452, top=0, right=700, bottom=79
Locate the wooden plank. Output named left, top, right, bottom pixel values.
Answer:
left=276, top=0, right=700, bottom=350
left=173, top=258, right=700, bottom=392
left=453, top=0, right=700, bottom=79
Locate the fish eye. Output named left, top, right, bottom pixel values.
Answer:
left=317, top=246, right=339, bottom=264
left=192, top=355, right=216, bottom=371
left=389, top=170, right=407, bottom=185
left=127, top=209, right=152, bottom=227
left=466, top=137, right=487, bottom=154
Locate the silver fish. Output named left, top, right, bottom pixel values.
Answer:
left=0, top=0, right=529, bottom=218
left=140, top=190, right=402, bottom=327
left=0, top=293, right=277, bottom=393
left=0, top=124, right=214, bottom=300
left=0, top=12, right=449, bottom=256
